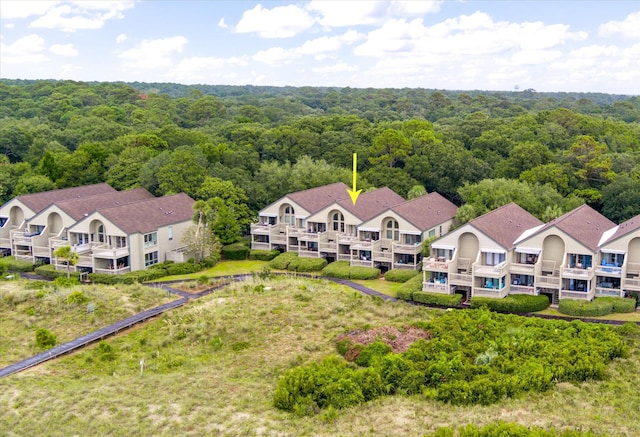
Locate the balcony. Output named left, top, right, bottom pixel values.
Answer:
left=560, top=289, right=595, bottom=301
left=351, top=259, right=373, bottom=268
left=509, top=285, right=537, bottom=295
left=536, top=274, right=561, bottom=289
left=392, top=242, right=422, bottom=255
left=337, top=253, right=352, bottom=261
left=509, top=262, right=536, bottom=275
left=449, top=272, right=472, bottom=286
left=298, top=249, right=320, bottom=258
left=595, top=264, right=622, bottom=277
left=423, top=281, right=449, bottom=293
left=93, top=245, right=130, bottom=259
left=596, top=287, right=622, bottom=297
left=474, top=262, right=508, bottom=278
left=474, top=287, right=508, bottom=298
left=338, top=234, right=358, bottom=244
left=562, top=266, right=594, bottom=280
left=350, top=240, right=373, bottom=251
left=623, top=277, right=640, bottom=291
left=250, top=223, right=276, bottom=235
left=94, top=266, right=131, bottom=275
left=424, top=258, right=449, bottom=272
left=251, top=241, right=271, bottom=251
left=33, top=245, right=51, bottom=258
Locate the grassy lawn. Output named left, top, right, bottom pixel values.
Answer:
left=0, top=279, right=175, bottom=367
left=1, top=276, right=639, bottom=436
left=350, top=277, right=402, bottom=297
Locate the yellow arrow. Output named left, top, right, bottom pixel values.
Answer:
left=346, top=153, right=362, bottom=205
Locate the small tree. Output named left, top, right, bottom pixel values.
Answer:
left=181, top=211, right=221, bottom=263
left=54, top=245, right=78, bottom=278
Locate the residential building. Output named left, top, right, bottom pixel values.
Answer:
left=423, top=203, right=543, bottom=299
left=0, top=185, right=196, bottom=274
left=251, top=183, right=457, bottom=270
left=597, top=213, right=640, bottom=298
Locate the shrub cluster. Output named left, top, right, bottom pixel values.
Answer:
left=269, top=252, right=299, bottom=270
left=275, top=309, right=628, bottom=413
left=222, top=243, right=249, bottom=260
left=470, top=294, right=550, bottom=313
left=35, top=264, right=81, bottom=280
left=413, top=291, right=463, bottom=308
left=249, top=249, right=280, bottom=261
left=384, top=269, right=420, bottom=283
left=0, top=256, right=35, bottom=273
left=320, top=261, right=380, bottom=280
left=559, top=296, right=636, bottom=317
left=395, top=274, right=423, bottom=301
left=287, top=257, right=328, bottom=272
left=35, top=328, right=57, bottom=349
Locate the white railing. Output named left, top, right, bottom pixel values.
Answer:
left=474, top=262, right=508, bottom=277
left=423, top=281, right=449, bottom=292
left=424, top=258, right=449, bottom=271
left=596, top=287, right=622, bottom=297
left=596, top=265, right=622, bottom=276
left=393, top=263, right=416, bottom=270
left=350, top=260, right=373, bottom=267
left=271, top=234, right=287, bottom=244
left=350, top=241, right=373, bottom=250
left=474, top=287, right=508, bottom=298
left=337, top=254, right=352, bottom=261
left=251, top=242, right=270, bottom=250
left=338, top=234, right=358, bottom=244
left=94, top=266, right=131, bottom=275
left=509, top=263, right=536, bottom=274
left=560, top=289, right=595, bottom=301
left=623, top=277, right=640, bottom=290
left=33, top=245, right=50, bottom=257
left=509, top=285, right=537, bottom=295
left=93, top=245, right=129, bottom=259
left=298, top=249, right=319, bottom=258
left=0, top=237, right=11, bottom=248
left=562, top=267, right=594, bottom=280
left=392, top=242, right=421, bottom=254
left=72, top=243, right=92, bottom=254
left=373, top=251, right=392, bottom=261
left=250, top=223, right=275, bottom=235
left=536, top=275, right=561, bottom=288
left=449, top=273, right=472, bottom=286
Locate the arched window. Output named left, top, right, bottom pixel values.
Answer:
left=97, top=224, right=106, bottom=243
left=331, top=211, right=344, bottom=232
left=385, top=219, right=399, bottom=241
left=283, top=205, right=295, bottom=225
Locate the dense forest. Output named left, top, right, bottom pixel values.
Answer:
left=1, top=79, right=639, bottom=242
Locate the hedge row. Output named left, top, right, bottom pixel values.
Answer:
left=269, top=252, right=299, bottom=270
left=249, top=249, right=280, bottom=261
left=222, top=243, right=249, bottom=260
left=384, top=269, right=420, bottom=283
left=34, top=264, right=81, bottom=280
left=559, top=296, right=636, bottom=317
left=321, top=261, right=380, bottom=280
left=395, top=274, right=423, bottom=301
left=413, top=291, right=463, bottom=308
left=470, top=294, right=550, bottom=313
left=0, top=256, right=35, bottom=273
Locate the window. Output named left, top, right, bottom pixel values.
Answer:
left=331, top=211, right=344, bottom=232
left=283, top=205, right=295, bottom=225
left=0, top=217, right=7, bottom=228
left=145, top=251, right=158, bottom=267
left=97, top=225, right=105, bottom=243
left=484, top=252, right=505, bottom=266
left=144, top=232, right=158, bottom=248
left=76, top=233, right=89, bottom=245
left=428, top=229, right=436, bottom=238
left=168, top=226, right=173, bottom=241
left=385, top=220, right=399, bottom=240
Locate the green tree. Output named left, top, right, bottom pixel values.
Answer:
left=369, top=129, right=411, bottom=168
left=601, top=175, right=640, bottom=222
left=196, top=177, right=253, bottom=234
left=106, top=146, right=157, bottom=190
left=156, top=146, right=208, bottom=197
left=54, top=245, right=79, bottom=278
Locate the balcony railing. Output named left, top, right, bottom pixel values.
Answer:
left=33, top=245, right=50, bottom=257
left=424, top=258, right=449, bottom=271
left=393, top=262, right=417, bottom=270
left=623, top=277, right=640, bottom=291
left=509, top=285, right=537, bottom=295
left=392, top=242, right=422, bottom=255
left=93, top=245, right=129, bottom=259
left=562, top=267, right=594, bottom=280
left=509, top=262, right=536, bottom=275
left=474, top=287, right=508, bottom=298
left=350, top=259, right=373, bottom=268
left=298, top=249, right=319, bottom=258
left=338, top=234, right=358, bottom=244
left=94, top=266, right=131, bottom=275
left=474, top=262, right=508, bottom=277
left=250, top=223, right=276, bottom=235
left=449, top=273, right=472, bottom=286
left=423, top=281, right=449, bottom=292
left=0, top=236, right=10, bottom=248
left=560, top=289, right=595, bottom=301
left=595, top=265, right=623, bottom=276
left=596, top=287, right=622, bottom=297
left=373, top=251, right=392, bottom=261
left=536, top=275, right=561, bottom=288
left=251, top=241, right=271, bottom=251
left=337, top=253, right=352, bottom=261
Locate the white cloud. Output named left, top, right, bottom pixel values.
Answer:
left=117, top=36, right=188, bottom=69
left=0, top=34, right=49, bottom=64
left=235, top=4, right=315, bottom=38
left=307, top=1, right=442, bottom=28
left=116, top=33, right=127, bottom=43
left=0, top=1, right=59, bottom=19
left=50, top=43, right=78, bottom=56
left=311, top=62, right=358, bottom=73
left=600, top=11, right=640, bottom=39
left=218, top=17, right=228, bottom=29
left=253, top=47, right=297, bottom=65
left=28, top=1, right=135, bottom=32
left=168, top=56, right=248, bottom=82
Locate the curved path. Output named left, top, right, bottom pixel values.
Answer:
left=1, top=273, right=636, bottom=378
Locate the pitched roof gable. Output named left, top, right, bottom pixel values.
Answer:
left=391, top=192, right=458, bottom=231
left=16, top=183, right=116, bottom=213
left=286, top=182, right=350, bottom=214
left=536, top=204, right=615, bottom=252
left=471, top=203, right=544, bottom=249
left=95, top=193, right=195, bottom=234
left=49, top=188, right=154, bottom=221
left=600, top=213, right=640, bottom=245
left=336, top=187, right=406, bottom=221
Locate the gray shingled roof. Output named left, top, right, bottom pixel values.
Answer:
left=16, top=183, right=116, bottom=213
left=336, top=187, right=406, bottom=221
left=286, top=182, right=350, bottom=214
left=534, top=204, right=615, bottom=252
left=602, top=213, right=640, bottom=244
left=95, top=193, right=195, bottom=234
left=471, top=203, right=544, bottom=249
left=48, top=188, right=155, bottom=220
left=391, top=192, right=458, bottom=231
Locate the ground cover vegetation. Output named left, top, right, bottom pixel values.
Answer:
left=0, top=278, right=174, bottom=366
left=1, top=276, right=639, bottom=436
left=1, top=80, right=639, bottom=245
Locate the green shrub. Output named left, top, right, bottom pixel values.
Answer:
left=66, top=290, right=89, bottom=304
left=166, top=262, right=201, bottom=276
left=349, top=266, right=380, bottom=280
left=35, top=328, right=57, bottom=349
left=0, top=256, right=34, bottom=272
left=54, top=276, right=80, bottom=288
left=249, top=249, right=280, bottom=261
left=321, top=261, right=351, bottom=279
left=35, top=264, right=81, bottom=280
left=270, top=252, right=298, bottom=270
left=558, top=298, right=613, bottom=317
left=384, top=269, right=420, bottom=283
left=413, top=291, right=463, bottom=308
left=222, top=243, right=249, bottom=260
left=287, top=257, right=327, bottom=272
left=470, top=294, right=550, bottom=313
left=89, top=267, right=169, bottom=284
left=396, top=274, right=423, bottom=301
left=597, top=296, right=637, bottom=313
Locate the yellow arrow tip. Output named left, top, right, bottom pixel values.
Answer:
left=347, top=188, right=362, bottom=205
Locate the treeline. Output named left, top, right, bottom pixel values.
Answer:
left=1, top=79, right=639, bottom=239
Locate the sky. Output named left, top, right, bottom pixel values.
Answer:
left=1, top=1, right=639, bottom=95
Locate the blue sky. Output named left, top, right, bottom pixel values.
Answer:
left=1, top=1, right=639, bottom=94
